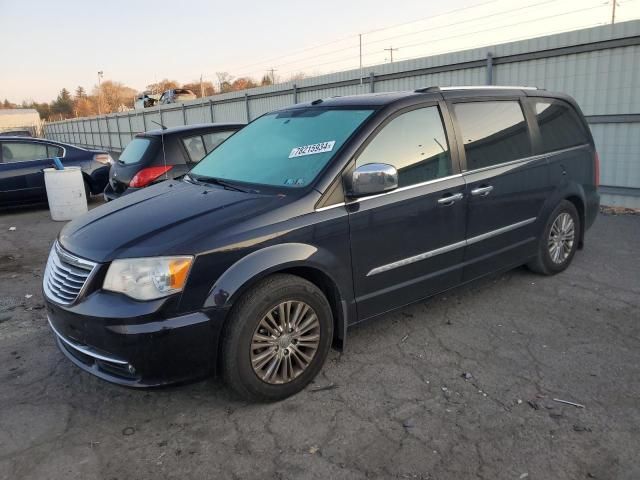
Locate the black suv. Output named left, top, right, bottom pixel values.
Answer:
left=104, top=123, right=244, bottom=201
left=43, top=87, right=599, bottom=401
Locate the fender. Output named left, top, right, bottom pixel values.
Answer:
left=204, top=242, right=351, bottom=347
left=538, top=178, right=587, bottom=245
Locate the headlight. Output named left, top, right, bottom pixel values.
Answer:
left=103, top=256, right=193, bottom=300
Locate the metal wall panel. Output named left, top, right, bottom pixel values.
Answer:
left=249, top=93, right=295, bottom=119
left=591, top=123, right=640, bottom=189
left=213, top=101, right=247, bottom=123
left=185, top=104, right=209, bottom=125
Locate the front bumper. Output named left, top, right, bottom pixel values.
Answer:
left=45, top=291, right=229, bottom=387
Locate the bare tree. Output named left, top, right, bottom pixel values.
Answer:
left=215, top=72, right=234, bottom=93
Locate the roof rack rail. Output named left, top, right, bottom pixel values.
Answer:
left=414, top=86, right=440, bottom=93
left=415, top=85, right=538, bottom=93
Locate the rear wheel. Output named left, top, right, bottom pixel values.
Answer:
left=527, top=200, right=580, bottom=275
left=221, top=274, right=333, bottom=402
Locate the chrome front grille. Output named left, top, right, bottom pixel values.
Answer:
left=43, top=242, right=97, bottom=305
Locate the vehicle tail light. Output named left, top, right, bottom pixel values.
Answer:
left=129, top=166, right=173, bottom=188
left=94, top=153, right=113, bottom=165
left=594, top=151, right=600, bottom=188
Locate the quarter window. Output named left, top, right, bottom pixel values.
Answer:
left=47, top=145, right=63, bottom=157
left=1, top=142, right=49, bottom=163
left=182, top=135, right=207, bottom=162
left=534, top=100, right=589, bottom=153
left=454, top=101, right=531, bottom=170
left=202, top=131, right=233, bottom=153
left=355, top=106, right=452, bottom=188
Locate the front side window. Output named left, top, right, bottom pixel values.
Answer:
left=355, top=106, right=452, bottom=188
left=454, top=101, right=531, bottom=170
left=191, top=108, right=373, bottom=188
left=182, top=135, right=207, bottom=162
left=1, top=142, right=48, bottom=163
left=534, top=100, right=589, bottom=153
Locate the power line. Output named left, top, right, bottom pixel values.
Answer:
left=359, top=0, right=556, bottom=49
left=360, top=21, right=604, bottom=70
left=226, top=0, right=504, bottom=74
left=277, top=2, right=607, bottom=77
left=233, top=0, right=555, bottom=78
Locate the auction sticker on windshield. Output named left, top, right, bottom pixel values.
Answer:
left=289, top=141, right=336, bottom=158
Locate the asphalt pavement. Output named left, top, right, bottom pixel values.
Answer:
left=0, top=201, right=638, bottom=480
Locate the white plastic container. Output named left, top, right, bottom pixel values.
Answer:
left=44, top=167, right=88, bottom=221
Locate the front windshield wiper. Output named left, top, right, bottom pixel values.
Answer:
left=186, top=173, right=248, bottom=192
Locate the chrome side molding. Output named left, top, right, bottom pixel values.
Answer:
left=366, top=217, right=537, bottom=276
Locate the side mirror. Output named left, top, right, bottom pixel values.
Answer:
left=347, top=163, right=398, bottom=197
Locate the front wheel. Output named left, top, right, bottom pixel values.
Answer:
left=527, top=200, right=580, bottom=275
left=221, top=274, right=333, bottom=402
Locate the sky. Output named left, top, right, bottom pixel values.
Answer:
left=1, top=0, right=639, bottom=103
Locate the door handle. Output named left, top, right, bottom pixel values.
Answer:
left=471, top=185, right=494, bottom=197
left=437, top=192, right=464, bottom=206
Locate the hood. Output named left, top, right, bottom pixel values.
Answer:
left=59, top=180, right=291, bottom=262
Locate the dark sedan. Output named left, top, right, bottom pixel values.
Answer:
left=104, top=123, right=244, bottom=201
left=0, top=137, right=112, bottom=207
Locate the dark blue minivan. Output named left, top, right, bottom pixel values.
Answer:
left=43, top=87, right=599, bottom=401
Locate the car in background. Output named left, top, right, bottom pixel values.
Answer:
left=0, top=129, right=32, bottom=137
left=159, top=89, right=197, bottom=105
left=103, top=123, right=244, bottom=201
left=134, top=92, right=160, bottom=110
left=0, top=137, right=112, bottom=207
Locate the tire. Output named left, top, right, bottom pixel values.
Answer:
left=221, top=274, right=333, bottom=402
left=527, top=200, right=580, bottom=275
left=84, top=180, right=92, bottom=200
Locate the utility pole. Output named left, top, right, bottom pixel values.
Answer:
left=267, top=67, right=278, bottom=84
left=384, top=46, right=399, bottom=63
left=611, top=0, right=618, bottom=24
left=200, top=74, right=204, bottom=98
left=359, top=33, right=363, bottom=86
left=97, top=70, right=104, bottom=115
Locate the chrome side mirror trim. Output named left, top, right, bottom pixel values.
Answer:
left=347, top=163, right=399, bottom=197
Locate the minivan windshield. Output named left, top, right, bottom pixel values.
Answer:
left=190, top=108, right=374, bottom=188
left=118, top=137, right=157, bottom=165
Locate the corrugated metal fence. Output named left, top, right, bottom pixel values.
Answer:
left=44, top=21, right=640, bottom=208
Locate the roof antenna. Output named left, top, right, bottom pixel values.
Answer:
left=150, top=121, right=169, bottom=179
left=151, top=120, right=167, bottom=130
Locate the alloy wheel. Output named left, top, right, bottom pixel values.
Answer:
left=548, top=212, right=575, bottom=264
left=250, top=301, right=321, bottom=384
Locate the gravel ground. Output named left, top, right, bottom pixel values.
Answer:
left=0, top=201, right=638, bottom=480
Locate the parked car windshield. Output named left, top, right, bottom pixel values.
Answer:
left=118, top=137, right=157, bottom=165
left=190, top=108, right=374, bottom=188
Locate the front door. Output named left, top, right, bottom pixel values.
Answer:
left=0, top=141, right=54, bottom=204
left=449, top=99, right=551, bottom=280
left=348, top=104, right=467, bottom=320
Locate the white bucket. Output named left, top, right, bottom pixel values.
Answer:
left=44, top=167, right=88, bottom=221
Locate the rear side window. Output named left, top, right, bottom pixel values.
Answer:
left=203, top=131, right=234, bottom=153
left=355, top=106, right=452, bottom=188
left=454, top=101, right=531, bottom=170
left=534, top=100, right=589, bottom=153
left=182, top=135, right=207, bottom=163
left=1, top=142, right=48, bottom=162
left=119, top=138, right=155, bottom=165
